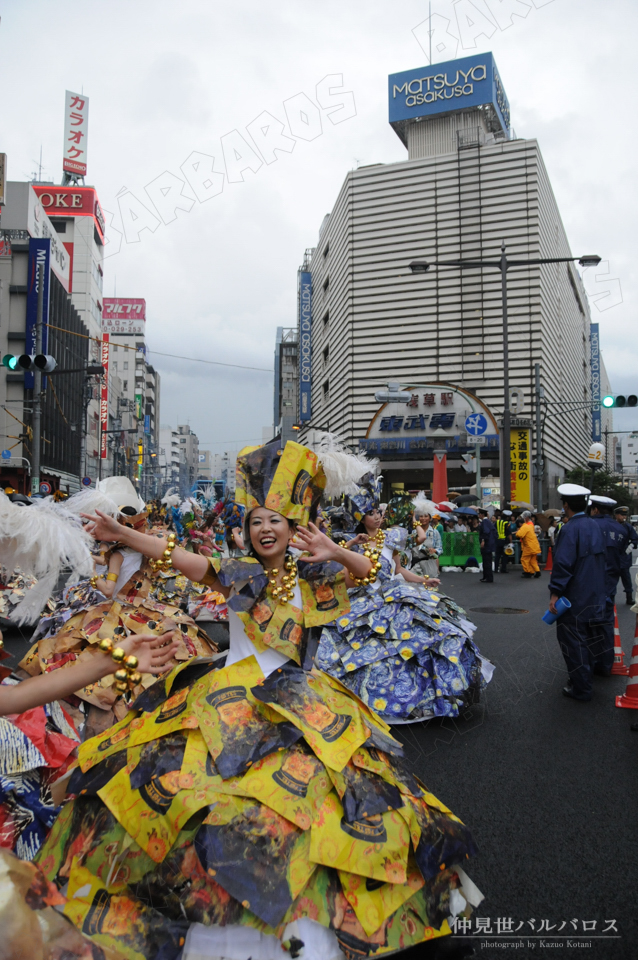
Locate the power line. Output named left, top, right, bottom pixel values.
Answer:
left=45, top=324, right=272, bottom=373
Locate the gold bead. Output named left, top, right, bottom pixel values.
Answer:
left=114, top=668, right=129, bottom=682
left=0, top=638, right=4, bottom=650
left=98, top=638, right=113, bottom=653
left=271, top=568, right=279, bottom=575
left=115, top=681, right=128, bottom=693
left=165, top=558, right=172, bottom=567
left=125, top=655, right=139, bottom=669
left=111, top=647, right=125, bottom=663
left=129, top=672, right=142, bottom=685
left=163, top=549, right=172, bottom=558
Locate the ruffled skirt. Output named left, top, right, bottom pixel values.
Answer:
left=36, top=656, right=480, bottom=960
left=19, top=578, right=217, bottom=715
left=316, top=580, right=492, bottom=723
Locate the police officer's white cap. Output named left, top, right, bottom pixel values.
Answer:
left=502, top=510, right=513, bottom=516
left=557, top=483, right=591, bottom=498
left=589, top=494, right=617, bottom=506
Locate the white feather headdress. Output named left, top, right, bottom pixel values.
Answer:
left=0, top=493, right=94, bottom=624
left=412, top=492, right=439, bottom=518
left=308, top=432, right=379, bottom=498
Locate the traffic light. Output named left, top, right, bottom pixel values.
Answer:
left=1, top=354, right=57, bottom=373
left=601, top=394, right=637, bottom=408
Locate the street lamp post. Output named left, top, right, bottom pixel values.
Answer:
left=409, top=247, right=601, bottom=507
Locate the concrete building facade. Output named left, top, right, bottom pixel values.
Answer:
left=297, top=54, right=611, bottom=506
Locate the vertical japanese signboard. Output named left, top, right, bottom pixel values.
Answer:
left=510, top=428, right=531, bottom=505
left=0, top=153, right=6, bottom=206
left=298, top=271, right=312, bottom=422
left=25, top=239, right=51, bottom=390
left=63, top=90, right=89, bottom=178
left=590, top=323, right=601, bottom=442
left=100, top=334, right=109, bottom=459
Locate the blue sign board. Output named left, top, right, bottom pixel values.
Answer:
left=360, top=434, right=499, bottom=459
left=144, top=414, right=150, bottom=434
left=388, top=52, right=510, bottom=136
left=82, top=476, right=92, bottom=486
left=298, top=270, right=312, bottom=422
left=1, top=450, right=11, bottom=460
left=590, top=323, right=601, bottom=442
left=25, top=238, right=51, bottom=390
left=465, top=412, right=488, bottom=436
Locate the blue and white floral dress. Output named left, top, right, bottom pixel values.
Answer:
left=317, top=528, right=494, bottom=723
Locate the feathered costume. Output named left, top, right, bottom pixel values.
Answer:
left=317, top=489, right=494, bottom=724
left=18, top=479, right=217, bottom=717
left=34, top=439, right=482, bottom=960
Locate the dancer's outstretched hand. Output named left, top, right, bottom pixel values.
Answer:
left=118, top=631, right=180, bottom=675
left=81, top=509, right=122, bottom=542
left=293, top=523, right=339, bottom=563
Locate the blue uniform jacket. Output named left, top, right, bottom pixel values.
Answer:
left=591, top=515, right=627, bottom=597
left=618, top=522, right=638, bottom=570
left=479, top=517, right=497, bottom=552
left=549, top=513, right=605, bottom=619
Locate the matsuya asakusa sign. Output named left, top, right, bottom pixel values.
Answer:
left=388, top=52, right=510, bottom=137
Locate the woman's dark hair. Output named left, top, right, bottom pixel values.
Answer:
left=119, top=505, right=137, bottom=517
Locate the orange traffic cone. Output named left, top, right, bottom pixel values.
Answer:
left=616, top=617, right=638, bottom=709
left=544, top=546, right=553, bottom=572
left=611, top=605, right=630, bottom=676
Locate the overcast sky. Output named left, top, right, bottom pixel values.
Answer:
left=1, top=0, right=636, bottom=452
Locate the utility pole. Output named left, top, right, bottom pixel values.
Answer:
left=475, top=440, right=481, bottom=506
left=30, top=263, right=44, bottom=495
left=534, top=363, right=543, bottom=511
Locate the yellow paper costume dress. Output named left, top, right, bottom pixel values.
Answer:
left=36, top=441, right=481, bottom=960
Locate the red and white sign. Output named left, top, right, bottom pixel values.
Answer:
left=102, top=298, right=146, bottom=336
left=63, top=90, right=89, bottom=177
left=100, top=334, right=109, bottom=459
left=32, top=185, right=105, bottom=243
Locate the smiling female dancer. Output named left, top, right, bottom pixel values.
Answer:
left=34, top=440, right=481, bottom=960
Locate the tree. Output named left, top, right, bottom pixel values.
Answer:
left=564, top=465, right=636, bottom=508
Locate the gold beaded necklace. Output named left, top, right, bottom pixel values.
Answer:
left=267, top=553, right=298, bottom=605
left=340, top=528, right=385, bottom=586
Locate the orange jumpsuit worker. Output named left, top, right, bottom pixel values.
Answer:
left=516, top=511, right=541, bottom=578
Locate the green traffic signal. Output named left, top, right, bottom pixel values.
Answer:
left=601, top=394, right=638, bottom=408
left=2, top=354, right=19, bottom=371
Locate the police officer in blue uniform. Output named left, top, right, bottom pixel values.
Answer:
left=548, top=484, right=608, bottom=701
left=588, top=494, right=627, bottom=662
left=614, top=505, right=638, bottom=604
left=478, top=507, right=497, bottom=583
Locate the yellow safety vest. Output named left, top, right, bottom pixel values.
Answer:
left=496, top=519, right=508, bottom=539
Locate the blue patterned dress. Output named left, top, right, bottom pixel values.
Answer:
left=317, top=528, right=493, bottom=723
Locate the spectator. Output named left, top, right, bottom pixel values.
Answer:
left=412, top=511, right=443, bottom=579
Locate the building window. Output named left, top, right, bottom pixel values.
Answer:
left=323, top=243, right=329, bottom=259
left=323, top=310, right=329, bottom=328
left=123, top=362, right=128, bottom=370
left=123, top=381, right=128, bottom=391
left=53, top=221, right=67, bottom=234
left=323, top=277, right=329, bottom=294
left=323, top=379, right=330, bottom=402
left=323, top=345, right=329, bottom=365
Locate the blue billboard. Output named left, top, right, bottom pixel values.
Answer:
left=590, top=323, right=601, bottom=442
left=388, top=52, right=510, bottom=136
left=25, top=238, right=51, bottom=389
left=298, top=270, right=312, bottom=422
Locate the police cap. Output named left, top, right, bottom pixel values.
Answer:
left=557, top=483, right=591, bottom=499
left=589, top=494, right=617, bottom=507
